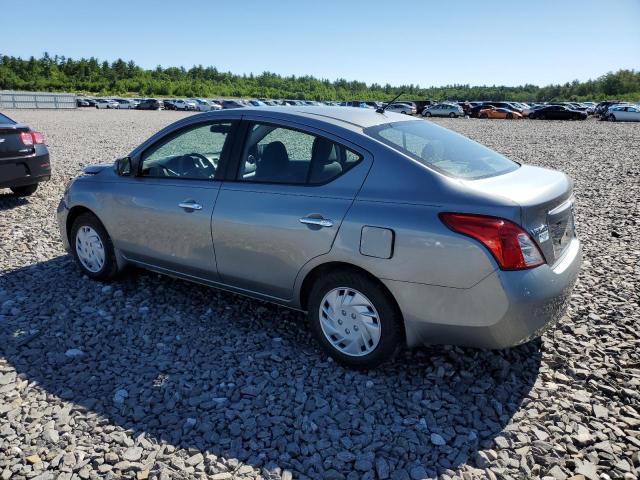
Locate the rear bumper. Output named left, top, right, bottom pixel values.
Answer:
left=384, top=238, right=582, bottom=349
left=0, top=148, right=51, bottom=188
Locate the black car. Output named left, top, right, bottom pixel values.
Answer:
left=137, top=99, right=162, bottom=110
left=221, top=100, right=246, bottom=109
left=528, top=105, right=587, bottom=120
left=163, top=100, right=177, bottom=110
left=0, top=112, right=51, bottom=196
left=76, top=98, right=91, bottom=107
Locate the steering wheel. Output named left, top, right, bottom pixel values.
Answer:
left=160, top=165, right=179, bottom=177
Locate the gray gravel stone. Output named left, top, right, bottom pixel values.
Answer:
left=0, top=111, right=638, bottom=480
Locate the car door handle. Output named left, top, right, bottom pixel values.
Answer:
left=178, top=201, right=203, bottom=210
left=299, top=216, right=333, bottom=228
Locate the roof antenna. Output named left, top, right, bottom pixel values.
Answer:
left=376, top=91, right=405, bottom=114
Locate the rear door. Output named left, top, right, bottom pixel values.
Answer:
left=105, top=120, right=237, bottom=281
left=212, top=119, right=372, bottom=300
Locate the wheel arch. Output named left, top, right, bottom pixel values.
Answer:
left=298, top=261, right=406, bottom=342
left=66, top=205, right=126, bottom=271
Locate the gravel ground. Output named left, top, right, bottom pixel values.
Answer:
left=0, top=109, right=638, bottom=480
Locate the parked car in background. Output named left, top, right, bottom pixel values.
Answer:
left=95, top=99, right=119, bottom=109
left=187, top=99, right=210, bottom=111
left=114, top=99, right=137, bottom=110
left=346, top=101, right=373, bottom=108
left=208, top=100, right=223, bottom=110
left=385, top=103, right=416, bottom=114
left=422, top=103, right=464, bottom=117
left=136, top=99, right=162, bottom=110
left=478, top=106, right=523, bottom=119
left=528, top=105, right=587, bottom=120
left=76, top=98, right=91, bottom=107
left=162, top=100, right=177, bottom=110
left=606, top=104, right=640, bottom=122
left=594, top=101, right=623, bottom=117
left=0, top=112, right=50, bottom=196
left=248, top=100, right=268, bottom=107
left=58, top=106, right=581, bottom=369
left=222, top=100, right=246, bottom=109
left=172, top=99, right=197, bottom=111
left=481, top=102, right=523, bottom=115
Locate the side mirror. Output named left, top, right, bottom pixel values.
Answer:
left=114, top=156, right=132, bottom=176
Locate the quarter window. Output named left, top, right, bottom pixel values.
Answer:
left=237, top=123, right=362, bottom=185
left=140, top=122, right=232, bottom=180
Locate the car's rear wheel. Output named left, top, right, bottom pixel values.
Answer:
left=424, top=112, right=432, bottom=117
left=507, top=113, right=513, bottom=119
left=479, top=113, right=488, bottom=119
left=71, top=213, right=119, bottom=281
left=308, top=270, right=403, bottom=369
left=610, top=115, right=616, bottom=122
left=449, top=112, right=456, bottom=118
left=10, top=184, right=38, bottom=197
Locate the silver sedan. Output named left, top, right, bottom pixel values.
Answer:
left=57, top=107, right=581, bottom=369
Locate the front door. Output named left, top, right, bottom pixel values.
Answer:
left=106, top=120, right=236, bottom=281
left=212, top=120, right=371, bottom=300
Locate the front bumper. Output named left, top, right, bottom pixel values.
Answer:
left=384, top=238, right=582, bottom=349
left=0, top=148, right=51, bottom=189
left=57, top=196, right=71, bottom=252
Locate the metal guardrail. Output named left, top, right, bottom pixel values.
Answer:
left=0, top=91, right=77, bottom=109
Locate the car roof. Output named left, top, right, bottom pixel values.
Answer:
left=205, top=106, right=417, bottom=129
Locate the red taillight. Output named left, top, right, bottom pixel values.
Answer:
left=31, top=131, right=45, bottom=144
left=439, top=213, right=545, bottom=270
left=18, top=131, right=45, bottom=146
left=19, top=132, right=34, bottom=146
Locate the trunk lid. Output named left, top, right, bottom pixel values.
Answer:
left=0, top=123, right=33, bottom=159
left=462, top=165, right=576, bottom=266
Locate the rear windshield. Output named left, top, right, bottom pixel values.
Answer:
left=0, top=113, right=15, bottom=124
left=364, top=120, right=519, bottom=180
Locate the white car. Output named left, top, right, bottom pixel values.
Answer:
left=114, top=99, right=137, bottom=110
left=173, top=99, right=197, bottom=111
left=608, top=104, right=640, bottom=122
left=190, top=99, right=212, bottom=112
left=208, top=101, right=223, bottom=110
left=94, top=99, right=119, bottom=109
left=385, top=103, right=416, bottom=115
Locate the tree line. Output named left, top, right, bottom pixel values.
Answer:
left=1, top=53, right=639, bottom=102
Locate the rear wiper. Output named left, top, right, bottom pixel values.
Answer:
left=376, top=91, right=405, bottom=114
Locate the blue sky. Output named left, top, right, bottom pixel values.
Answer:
left=3, top=0, right=638, bottom=87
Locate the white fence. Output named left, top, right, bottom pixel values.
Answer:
left=0, top=91, right=77, bottom=109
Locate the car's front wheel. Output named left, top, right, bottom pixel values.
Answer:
left=449, top=112, right=456, bottom=118
left=71, top=213, right=119, bottom=281
left=308, top=270, right=403, bottom=369
left=10, top=184, right=38, bottom=196
left=424, top=112, right=432, bottom=117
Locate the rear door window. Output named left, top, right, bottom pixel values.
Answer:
left=365, top=120, right=519, bottom=180
left=237, top=123, right=362, bottom=185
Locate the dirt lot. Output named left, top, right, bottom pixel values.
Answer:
left=1, top=109, right=639, bottom=479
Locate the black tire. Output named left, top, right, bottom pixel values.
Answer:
left=449, top=112, right=456, bottom=118
left=424, top=112, right=432, bottom=117
left=610, top=115, right=616, bottom=122
left=538, top=114, right=546, bottom=120
left=70, top=213, right=119, bottom=281
left=506, top=113, right=513, bottom=119
left=307, top=270, right=403, bottom=369
left=479, top=113, right=488, bottom=119
left=10, top=184, right=38, bottom=197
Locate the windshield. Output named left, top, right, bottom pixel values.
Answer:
left=364, top=120, right=519, bottom=180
